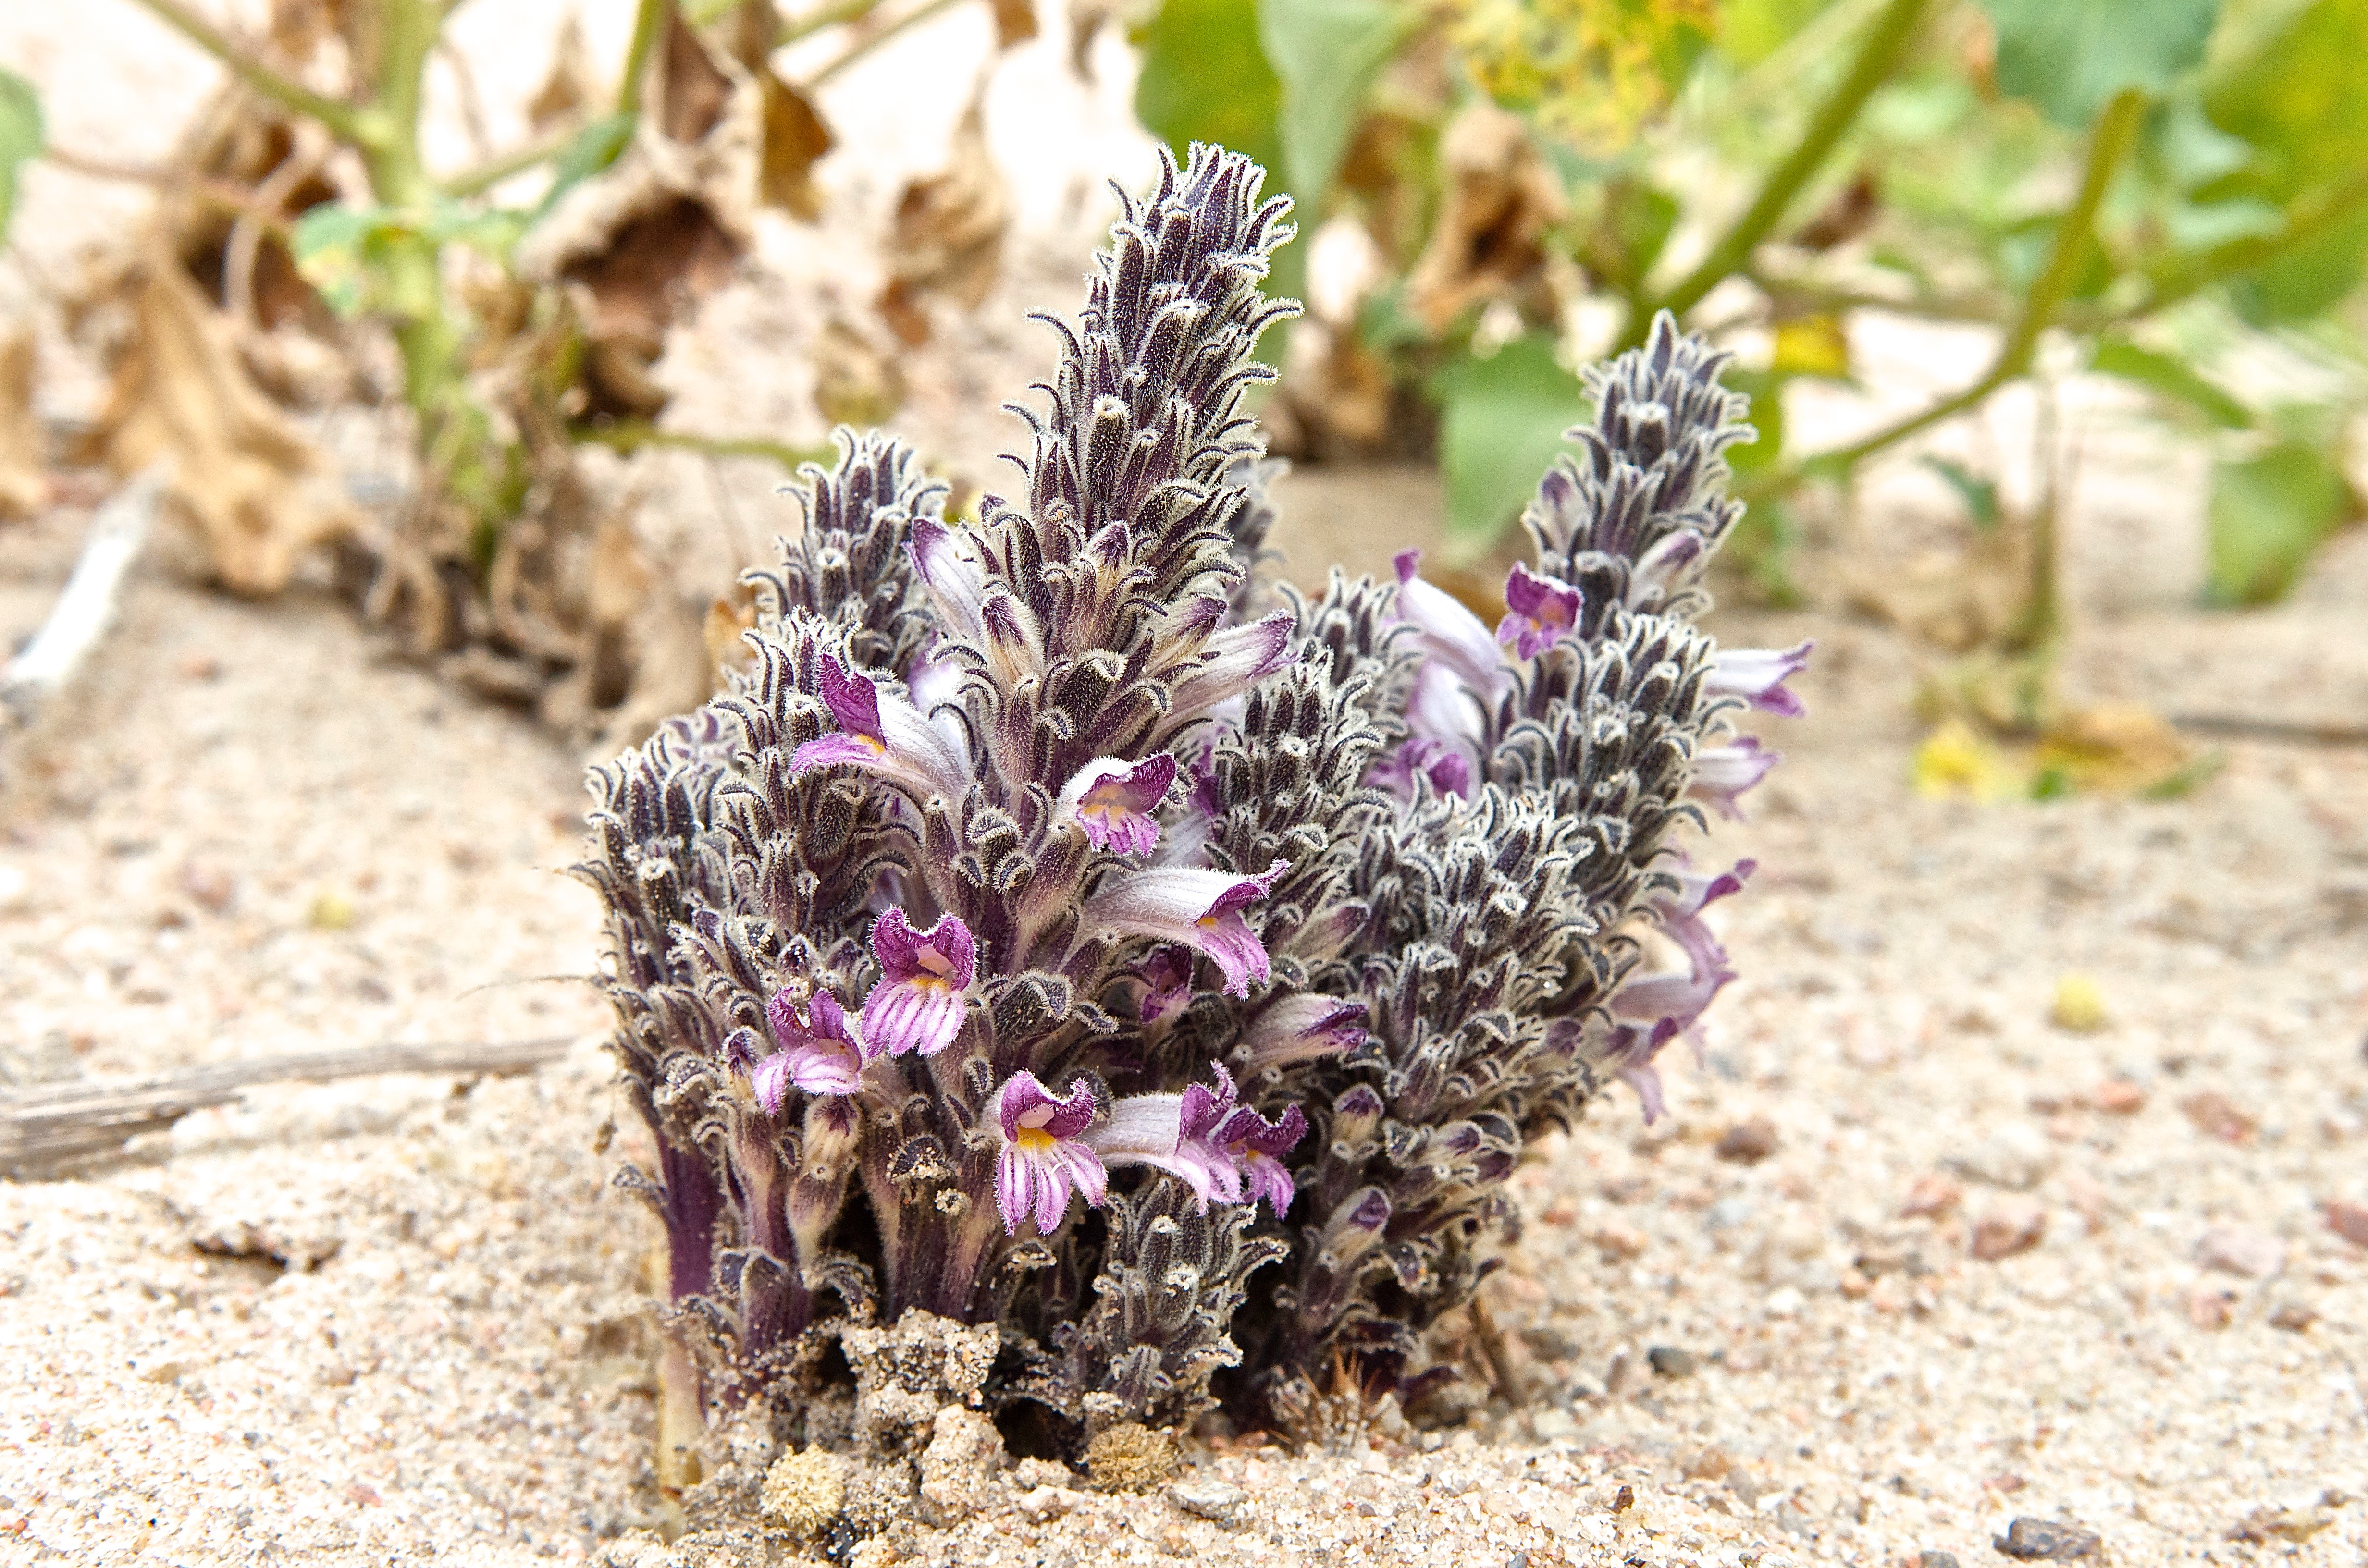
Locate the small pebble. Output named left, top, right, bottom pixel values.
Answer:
left=1916, top=1553, right=1961, bottom=1568
left=1970, top=1199, right=2046, bottom=1261
left=2268, top=1302, right=2318, bottom=1332
left=2089, top=1079, right=2145, bottom=1115
left=1168, top=1479, right=1245, bottom=1526
left=1647, top=1345, right=1697, bottom=1378
left=2195, top=1225, right=2284, bottom=1279
left=1993, top=1516, right=2102, bottom=1559
left=177, top=652, right=223, bottom=681
left=2187, top=1286, right=2236, bottom=1330
left=2180, top=1091, right=2256, bottom=1144
left=1610, top=1484, right=1635, bottom=1512
left=1949, top=1124, right=2051, bottom=1190
left=2326, top=1200, right=2368, bottom=1247
left=1901, top=1174, right=1962, bottom=1218
left=1715, top=1117, right=1779, bottom=1164
left=1591, top=1221, right=1648, bottom=1260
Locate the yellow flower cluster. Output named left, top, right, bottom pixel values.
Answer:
left=1447, top=0, right=1719, bottom=153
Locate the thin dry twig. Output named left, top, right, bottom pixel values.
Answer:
left=0, top=470, right=165, bottom=736
left=1, top=1036, right=578, bottom=1176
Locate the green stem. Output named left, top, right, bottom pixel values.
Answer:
left=574, top=422, right=836, bottom=471
left=779, top=0, right=890, bottom=46
left=1759, top=88, right=2147, bottom=494
left=2131, top=164, right=2368, bottom=319
left=1624, top=0, right=1929, bottom=344
left=125, top=0, right=374, bottom=146
left=439, top=125, right=582, bottom=198
left=617, top=0, right=675, bottom=116
left=804, top=0, right=967, bottom=87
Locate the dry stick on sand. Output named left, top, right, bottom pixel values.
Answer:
left=0, top=468, right=165, bottom=736
left=0, top=1036, right=577, bottom=1176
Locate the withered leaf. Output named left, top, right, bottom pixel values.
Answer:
left=993, top=0, right=1039, bottom=50
left=657, top=10, right=735, bottom=145
left=529, top=14, right=602, bottom=133
left=1405, top=103, right=1564, bottom=333
left=94, top=254, right=358, bottom=594
left=757, top=73, right=835, bottom=220
left=876, top=96, right=1007, bottom=345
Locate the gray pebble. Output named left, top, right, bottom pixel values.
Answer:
left=1993, top=1517, right=2102, bottom=1559
left=1169, top=1479, right=1246, bottom=1526
left=1647, top=1345, right=1698, bottom=1377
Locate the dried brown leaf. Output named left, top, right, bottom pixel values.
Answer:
left=530, top=14, right=602, bottom=133
left=0, top=329, right=51, bottom=522
left=93, top=256, right=358, bottom=594
left=657, top=11, right=735, bottom=145
left=756, top=73, right=835, bottom=220
left=992, top=0, right=1039, bottom=49
left=1405, top=104, right=1564, bottom=333
left=522, top=21, right=758, bottom=424
left=877, top=97, right=1008, bottom=344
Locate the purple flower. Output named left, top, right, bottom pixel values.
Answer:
left=1082, top=859, right=1290, bottom=997
left=1630, top=529, right=1704, bottom=606
left=909, top=517, right=987, bottom=640
left=1209, top=1088, right=1307, bottom=1213
left=1057, top=753, right=1176, bottom=855
left=1705, top=641, right=1813, bottom=717
left=1367, top=734, right=1474, bottom=801
left=1605, top=911, right=1738, bottom=1124
left=1086, top=1083, right=1243, bottom=1209
left=756, top=989, right=872, bottom=1106
left=1126, top=945, right=1195, bottom=1027
left=859, top=908, right=975, bottom=1058
left=1240, top=993, right=1367, bottom=1072
left=790, top=657, right=973, bottom=801
left=1645, top=856, right=1756, bottom=921
left=1496, top=561, right=1583, bottom=658
left=1689, top=736, right=1778, bottom=819
left=995, top=1071, right=1107, bottom=1235
left=1394, top=549, right=1506, bottom=695
left=1164, top=611, right=1295, bottom=730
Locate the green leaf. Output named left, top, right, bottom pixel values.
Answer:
left=2203, top=0, right=2368, bottom=203
left=536, top=111, right=637, bottom=221
left=291, top=204, right=386, bottom=318
left=1977, top=0, right=2219, bottom=127
left=2206, top=438, right=2350, bottom=604
left=1720, top=0, right=1842, bottom=68
left=1431, top=333, right=1588, bottom=551
left=2228, top=203, right=2368, bottom=324
left=1256, top=0, right=1405, bottom=213
left=2091, top=337, right=2251, bottom=427
left=1135, top=0, right=1284, bottom=181
left=1920, top=455, right=2002, bottom=529
left=1722, top=368, right=1786, bottom=476
left=0, top=67, right=43, bottom=245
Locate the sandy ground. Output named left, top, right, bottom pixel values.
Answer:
left=8, top=4, right=2368, bottom=1566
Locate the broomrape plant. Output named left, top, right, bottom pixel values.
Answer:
left=580, top=144, right=1803, bottom=1438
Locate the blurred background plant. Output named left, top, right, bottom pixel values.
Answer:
left=3, top=0, right=2360, bottom=787
left=0, top=0, right=1033, bottom=742
left=1127, top=0, right=2367, bottom=791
